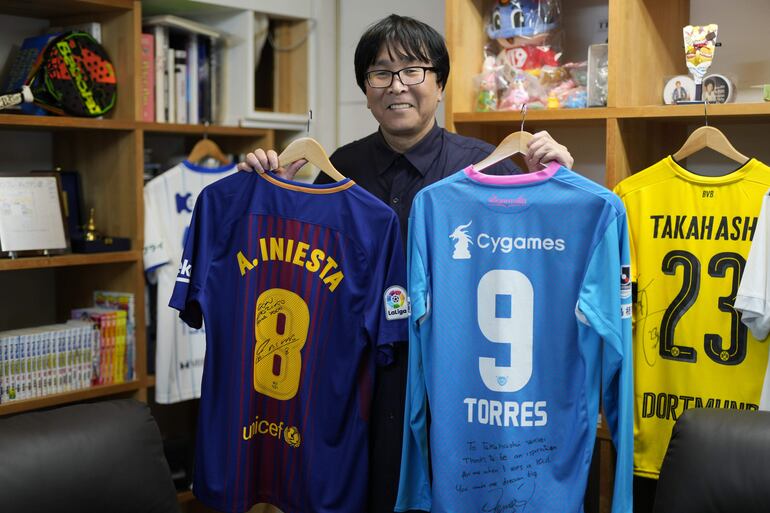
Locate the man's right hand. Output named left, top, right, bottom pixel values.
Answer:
left=237, top=148, right=307, bottom=181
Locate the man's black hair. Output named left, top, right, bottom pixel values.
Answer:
left=354, top=14, right=450, bottom=94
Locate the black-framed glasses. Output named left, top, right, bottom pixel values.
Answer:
left=365, top=66, right=437, bottom=88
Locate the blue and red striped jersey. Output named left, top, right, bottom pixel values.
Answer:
left=170, top=171, right=408, bottom=513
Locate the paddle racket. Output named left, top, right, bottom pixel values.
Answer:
left=0, top=31, right=117, bottom=117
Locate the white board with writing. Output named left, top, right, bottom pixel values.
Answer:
left=0, top=176, right=67, bottom=252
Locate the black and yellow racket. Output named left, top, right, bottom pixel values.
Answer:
left=0, top=31, right=117, bottom=117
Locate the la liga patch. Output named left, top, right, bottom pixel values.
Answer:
left=384, top=286, right=410, bottom=320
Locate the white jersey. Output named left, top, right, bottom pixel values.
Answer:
left=736, top=190, right=770, bottom=410
left=737, top=190, right=770, bottom=341
left=144, top=160, right=236, bottom=403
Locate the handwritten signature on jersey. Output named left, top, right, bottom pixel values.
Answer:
left=481, top=479, right=536, bottom=513
left=636, top=276, right=666, bottom=367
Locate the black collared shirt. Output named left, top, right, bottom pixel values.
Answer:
left=315, top=122, right=519, bottom=513
left=318, top=121, right=518, bottom=241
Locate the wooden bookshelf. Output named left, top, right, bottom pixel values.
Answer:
left=0, top=380, right=143, bottom=416
left=0, top=0, right=277, bottom=445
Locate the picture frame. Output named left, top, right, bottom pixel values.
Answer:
left=0, top=173, right=70, bottom=257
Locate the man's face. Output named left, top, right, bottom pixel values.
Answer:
left=364, top=44, right=443, bottom=140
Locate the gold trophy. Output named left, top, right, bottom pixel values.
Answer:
left=72, top=207, right=130, bottom=253
left=84, top=208, right=100, bottom=242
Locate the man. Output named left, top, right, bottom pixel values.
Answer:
left=239, top=14, right=573, bottom=513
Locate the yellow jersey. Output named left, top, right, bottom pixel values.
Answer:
left=614, top=156, right=770, bottom=478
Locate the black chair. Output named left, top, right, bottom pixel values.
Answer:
left=0, top=398, right=180, bottom=513
left=653, top=408, right=770, bottom=513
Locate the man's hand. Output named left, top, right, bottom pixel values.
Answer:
left=525, top=131, right=574, bottom=172
left=237, top=148, right=307, bottom=181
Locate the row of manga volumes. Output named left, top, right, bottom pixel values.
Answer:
left=0, top=322, right=96, bottom=403
left=0, top=291, right=135, bottom=404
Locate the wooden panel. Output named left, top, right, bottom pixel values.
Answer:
left=606, top=118, right=688, bottom=187
left=103, top=7, right=137, bottom=121
left=0, top=251, right=140, bottom=271
left=444, top=0, right=488, bottom=130
left=0, top=380, right=142, bottom=416
left=613, top=102, right=770, bottom=121
left=0, top=114, right=134, bottom=131
left=608, top=0, right=689, bottom=107
left=274, top=20, right=309, bottom=115
left=455, top=108, right=614, bottom=124
left=140, top=123, right=271, bottom=138
left=54, top=130, right=138, bottom=242
left=0, top=0, right=132, bottom=18
left=0, top=270, right=56, bottom=330
left=605, top=117, right=627, bottom=187
left=599, top=440, right=616, bottom=513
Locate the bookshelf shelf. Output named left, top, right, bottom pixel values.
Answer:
left=139, top=122, right=271, bottom=138
left=453, top=108, right=614, bottom=125
left=0, top=114, right=135, bottom=132
left=0, top=0, right=132, bottom=18
left=0, top=251, right=141, bottom=271
left=452, top=103, right=770, bottom=127
left=0, top=380, right=143, bottom=417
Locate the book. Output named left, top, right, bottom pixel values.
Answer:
left=140, top=33, right=155, bottom=122
left=174, top=49, right=188, bottom=124
left=186, top=35, right=199, bottom=124
left=151, top=25, right=168, bottom=122
left=166, top=47, right=176, bottom=123
left=93, top=291, right=136, bottom=382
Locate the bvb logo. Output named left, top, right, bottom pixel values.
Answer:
left=284, top=426, right=301, bottom=448
left=720, top=350, right=729, bottom=361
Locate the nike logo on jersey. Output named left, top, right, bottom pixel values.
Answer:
left=176, top=193, right=193, bottom=213
left=649, top=214, right=757, bottom=241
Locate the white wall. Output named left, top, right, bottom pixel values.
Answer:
left=336, top=0, right=445, bottom=147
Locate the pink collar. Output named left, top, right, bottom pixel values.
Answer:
left=464, top=160, right=561, bottom=185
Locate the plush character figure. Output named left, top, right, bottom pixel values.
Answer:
left=487, top=0, right=561, bottom=74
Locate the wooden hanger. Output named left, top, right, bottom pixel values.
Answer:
left=278, top=137, right=346, bottom=182
left=187, top=137, right=230, bottom=165
left=672, top=102, right=748, bottom=164
left=473, top=105, right=533, bottom=172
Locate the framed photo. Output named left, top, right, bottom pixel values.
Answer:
left=0, top=173, right=69, bottom=256
left=663, top=75, right=696, bottom=105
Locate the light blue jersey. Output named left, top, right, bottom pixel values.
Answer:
left=396, top=163, right=633, bottom=513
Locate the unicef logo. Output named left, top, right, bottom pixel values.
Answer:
left=284, top=426, right=301, bottom=448
left=387, top=290, right=405, bottom=309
